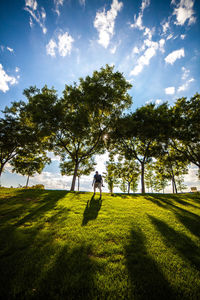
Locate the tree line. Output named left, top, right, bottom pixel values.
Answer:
left=0, top=65, right=199, bottom=193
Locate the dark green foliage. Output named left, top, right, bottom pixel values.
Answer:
left=110, top=103, right=172, bottom=193
left=171, top=93, right=200, bottom=169
left=24, top=65, right=132, bottom=191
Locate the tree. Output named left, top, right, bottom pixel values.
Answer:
left=171, top=93, right=200, bottom=172
left=176, top=175, right=187, bottom=193
left=103, top=157, right=119, bottom=193
left=0, top=101, right=43, bottom=181
left=130, top=178, right=139, bottom=193
left=154, top=148, right=188, bottom=194
left=60, top=157, right=96, bottom=191
left=25, top=66, right=132, bottom=191
left=117, top=158, right=140, bottom=194
left=110, top=103, right=171, bottom=193
left=145, top=163, right=156, bottom=193
left=10, top=149, right=50, bottom=188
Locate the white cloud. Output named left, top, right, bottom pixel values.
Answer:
left=130, top=0, right=150, bottom=30
left=46, top=32, right=74, bottom=57
left=165, top=48, right=185, bottom=64
left=162, top=21, right=170, bottom=33
left=15, top=67, right=20, bottom=73
left=133, top=46, right=140, bottom=54
left=0, top=64, right=18, bottom=93
left=7, top=47, right=14, bottom=53
left=167, top=33, right=173, bottom=40
left=25, top=0, right=37, bottom=10
left=46, top=39, right=57, bottom=57
left=172, top=0, right=196, bottom=26
left=54, top=0, right=64, bottom=16
left=24, top=2, right=47, bottom=34
left=180, top=34, right=186, bottom=39
left=58, top=32, right=74, bottom=57
left=94, top=0, right=123, bottom=48
left=159, top=38, right=165, bottom=53
left=130, top=42, right=158, bottom=76
left=165, top=86, right=175, bottom=95
left=41, top=7, right=46, bottom=19
left=181, top=66, right=189, bottom=80
left=29, top=17, right=34, bottom=28
left=143, top=27, right=154, bottom=40
left=141, top=0, right=150, bottom=11
left=178, top=77, right=194, bottom=92
left=130, top=38, right=165, bottom=76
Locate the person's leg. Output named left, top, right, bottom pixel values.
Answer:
left=99, top=184, right=102, bottom=197
left=93, top=183, right=96, bottom=195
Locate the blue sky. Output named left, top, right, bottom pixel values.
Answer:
left=0, top=0, right=200, bottom=191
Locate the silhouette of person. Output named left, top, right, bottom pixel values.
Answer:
left=92, top=171, right=103, bottom=197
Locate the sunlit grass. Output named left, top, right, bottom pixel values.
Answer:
left=0, top=188, right=200, bottom=299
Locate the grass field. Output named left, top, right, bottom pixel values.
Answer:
left=0, top=188, right=200, bottom=300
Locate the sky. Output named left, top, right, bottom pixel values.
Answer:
left=0, top=0, right=200, bottom=192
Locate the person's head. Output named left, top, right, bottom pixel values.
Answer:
left=95, top=171, right=98, bottom=175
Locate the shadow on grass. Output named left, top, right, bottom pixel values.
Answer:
left=1, top=241, right=99, bottom=299
left=148, top=215, right=200, bottom=272
left=144, top=194, right=200, bottom=238
left=144, top=193, right=200, bottom=210
left=125, top=226, right=176, bottom=300
left=1, top=190, right=100, bottom=299
left=0, top=190, right=70, bottom=269
left=175, top=210, right=200, bottom=238
left=82, top=196, right=102, bottom=226
left=33, top=243, right=98, bottom=300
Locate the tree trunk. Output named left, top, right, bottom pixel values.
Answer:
left=141, top=162, right=145, bottom=194
left=110, top=183, right=113, bottom=194
left=171, top=174, right=177, bottom=194
left=71, top=162, right=79, bottom=191
left=78, top=176, right=80, bottom=192
left=26, top=175, right=30, bottom=188
left=128, top=182, right=130, bottom=194
left=0, top=165, right=4, bottom=186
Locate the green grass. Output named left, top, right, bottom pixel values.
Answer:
left=0, top=188, right=200, bottom=299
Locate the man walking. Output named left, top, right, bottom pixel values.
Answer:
left=92, top=171, right=103, bottom=197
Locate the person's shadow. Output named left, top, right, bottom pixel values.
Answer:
left=82, top=195, right=102, bottom=226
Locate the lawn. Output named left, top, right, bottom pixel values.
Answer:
left=0, top=188, right=200, bottom=300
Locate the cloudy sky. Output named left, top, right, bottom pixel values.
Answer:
left=0, top=0, right=200, bottom=192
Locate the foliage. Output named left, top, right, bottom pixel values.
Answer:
left=110, top=103, right=171, bottom=193
left=103, top=156, right=119, bottom=193
left=25, top=66, right=132, bottom=191
left=117, top=158, right=140, bottom=194
left=10, top=149, right=50, bottom=187
left=171, top=93, right=200, bottom=170
left=60, top=157, right=96, bottom=191
left=0, top=102, right=32, bottom=176
left=154, top=147, right=188, bottom=193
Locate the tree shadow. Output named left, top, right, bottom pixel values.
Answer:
left=148, top=215, right=200, bottom=272
left=14, top=190, right=69, bottom=226
left=0, top=189, right=70, bottom=292
left=144, top=194, right=200, bottom=210
left=82, top=196, right=102, bottom=226
left=125, top=226, right=176, bottom=300
left=175, top=210, right=200, bottom=238
left=33, top=243, right=98, bottom=300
